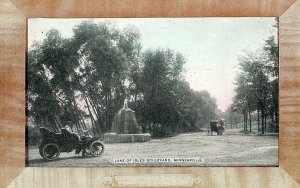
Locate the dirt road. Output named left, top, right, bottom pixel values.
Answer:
left=28, top=128, right=278, bottom=167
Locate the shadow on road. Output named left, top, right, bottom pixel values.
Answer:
left=28, top=155, right=86, bottom=164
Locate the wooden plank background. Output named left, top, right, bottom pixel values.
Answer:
left=6, top=0, right=297, bottom=17
left=0, top=0, right=299, bottom=187
left=279, top=0, right=300, bottom=185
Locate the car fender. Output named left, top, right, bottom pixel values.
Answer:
left=86, top=137, right=102, bottom=145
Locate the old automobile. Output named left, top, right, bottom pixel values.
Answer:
left=208, top=119, right=225, bottom=135
left=39, top=127, right=105, bottom=161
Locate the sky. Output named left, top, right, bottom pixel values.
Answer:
left=28, top=18, right=277, bottom=112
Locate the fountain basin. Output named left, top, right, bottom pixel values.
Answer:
left=104, top=132, right=151, bottom=143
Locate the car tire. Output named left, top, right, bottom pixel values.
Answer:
left=40, top=143, right=60, bottom=161
left=89, top=140, right=105, bottom=157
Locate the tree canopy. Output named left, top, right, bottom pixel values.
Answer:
left=231, top=33, right=279, bottom=133
left=28, top=21, right=218, bottom=138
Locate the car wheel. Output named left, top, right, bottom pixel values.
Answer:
left=41, top=143, right=60, bottom=161
left=89, top=141, right=105, bottom=157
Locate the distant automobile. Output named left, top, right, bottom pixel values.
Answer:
left=208, top=119, right=225, bottom=135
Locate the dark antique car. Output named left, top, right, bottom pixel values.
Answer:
left=208, top=119, right=225, bottom=135
left=39, top=127, right=105, bottom=161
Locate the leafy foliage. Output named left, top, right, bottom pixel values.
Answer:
left=232, top=34, right=279, bottom=133
left=28, top=21, right=218, bottom=138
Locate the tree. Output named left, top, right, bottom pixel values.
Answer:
left=234, top=34, right=278, bottom=134
left=28, top=29, right=86, bottom=132
left=28, top=20, right=219, bottom=139
left=28, top=22, right=142, bottom=135
left=263, top=36, right=279, bottom=131
left=139, top=48, right=218, bottom=137
left=140, top=49, right=178, bottom=136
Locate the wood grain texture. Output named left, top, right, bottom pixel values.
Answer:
left=9, top=0, right=297, bottom=18
left=0, top=0, right=26, bottom=187
left=279, top=0, right=300, bottom=184
left=0, top=0, right=300, bottom=187
left=5, top=167, right=300, bottom=188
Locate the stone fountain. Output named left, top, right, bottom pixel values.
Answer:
left=111, top=99, right=140, bottom=134
left=104, top=99, right=151, bottom=143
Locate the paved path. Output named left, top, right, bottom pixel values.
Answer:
left=28, top=128, right=278, bottom=167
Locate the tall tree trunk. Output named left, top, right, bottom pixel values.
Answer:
left=141, top=123, right=146, bottom=133
left=264, top=116, right=267, bottom=133
left=53, top=113, right=62, bottom=128
left=148, top=123, right=151, bottom=135
left=245, top=113, right=248, bottom=131
left=89, top=96, right=104, bottom=133
left=230, top=115, right=233, bottom=129
left=89, top=98, right=102, bottom=122
left=257, top=108, right=260, bottom=132
left=275, top=110, right=279, bottom=133
left=162, top=124, right=166, bottom=135
left=104, top=94, right=108, bottom=132
left=243, top=114, right=246, bottom=131
left=53, top=118, right=60, bottom=132
left=150, top=123, right=153, bottom=136
left=261, top=108, right=265, bottom=134
left=84, top=96, right=97, bottom=136
left=271, top=112, right=275, bottom=132
left=50, top=117, right=59, bottom=132
left=71, top=95, right=84, bottom=131
left=249, top=112, right=252, bottom=132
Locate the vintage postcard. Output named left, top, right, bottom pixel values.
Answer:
left=26, top=18, right=278, bottom=167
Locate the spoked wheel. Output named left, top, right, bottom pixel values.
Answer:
left=89, top=141, right=105, bottom=157
left=40, top=143, right=60, bottom=161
